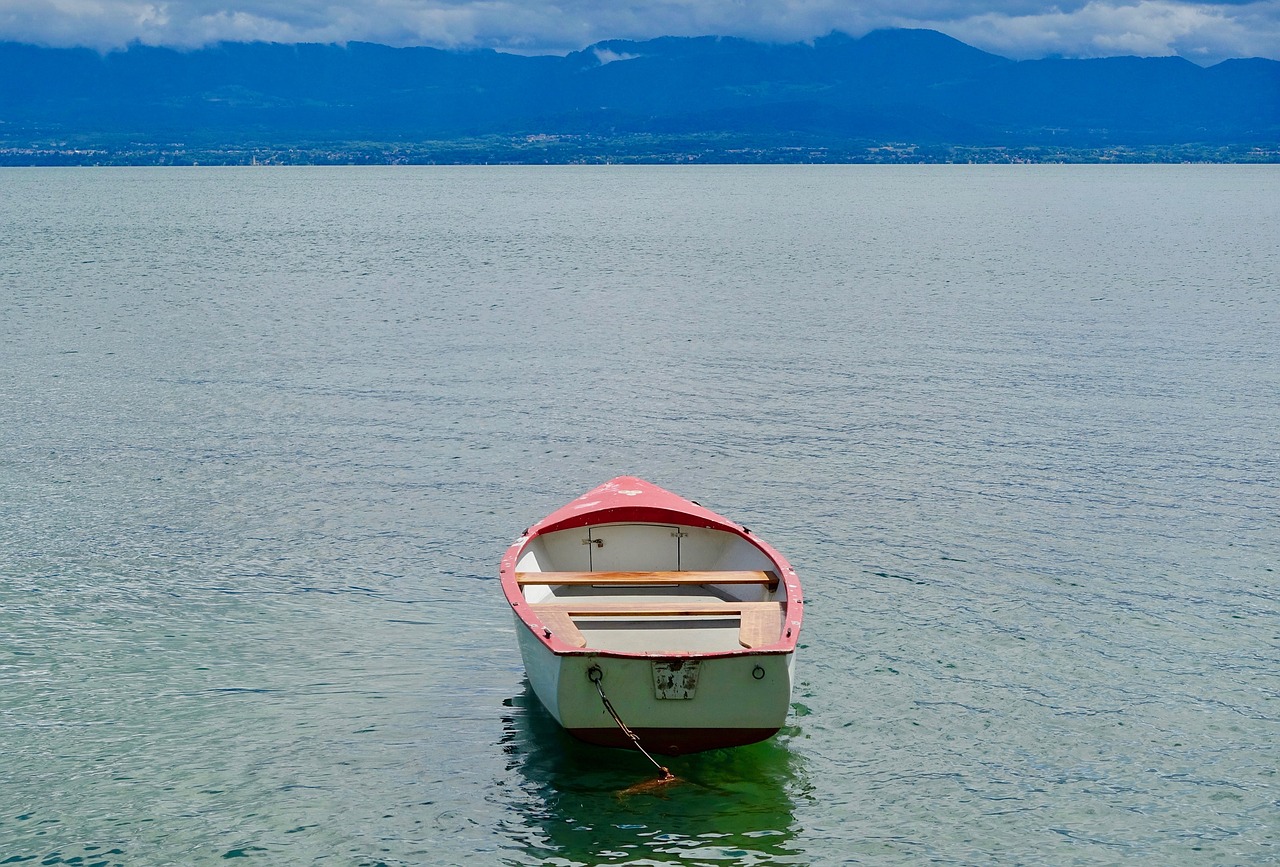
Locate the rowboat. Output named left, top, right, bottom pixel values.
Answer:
left=500, top=476, right=803, bottom=756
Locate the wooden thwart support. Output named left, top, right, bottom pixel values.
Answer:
left=516, top=570, right=780, bottom=591
left=532, top=601, right=784, bottom=650
left=534, top=609, right=587, bottom=648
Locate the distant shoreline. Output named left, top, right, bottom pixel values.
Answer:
left=3, top=139, right=1278, bottom=166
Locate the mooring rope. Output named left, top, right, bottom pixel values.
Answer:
left=587, top=665, right=675, bottom=782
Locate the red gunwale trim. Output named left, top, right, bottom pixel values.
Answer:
left=500, top=476, right=803, bottom=658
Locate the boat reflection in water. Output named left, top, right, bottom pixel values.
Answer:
left=498, top=683, right=807, bottom=865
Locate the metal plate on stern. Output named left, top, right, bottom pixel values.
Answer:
left=652, top=659, right=700, bottom=700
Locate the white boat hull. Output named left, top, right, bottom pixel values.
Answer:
left=515, top=616, right=795, bottom=754
left=502, top=477, right=804, bottom=755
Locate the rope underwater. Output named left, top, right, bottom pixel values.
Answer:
left=587, top=665, right=676, bottom=784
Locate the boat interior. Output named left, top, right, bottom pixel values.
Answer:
left=514, top=522, right=787, bottom=653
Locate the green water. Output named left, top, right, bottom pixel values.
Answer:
left=1, top=166, right=1276, bottom=865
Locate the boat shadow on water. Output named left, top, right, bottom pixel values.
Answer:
left=496, top=682, right=808, bottom=864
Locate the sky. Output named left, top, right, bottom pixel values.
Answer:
left=2, top=0, right=1279, bottom=64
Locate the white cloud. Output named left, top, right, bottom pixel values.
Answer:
left=1, top=0, right=1276, bottom=62
left=593, top=47, right=639, bottom=64
left=930, top=0, right=1280, bottom=61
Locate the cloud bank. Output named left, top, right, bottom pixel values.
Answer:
left=2, top=0, right=1278, bottom=62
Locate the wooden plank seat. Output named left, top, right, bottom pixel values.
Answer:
left=532, top=600, right=784, bottom=650
left=516, top=570, right=780, bottom=591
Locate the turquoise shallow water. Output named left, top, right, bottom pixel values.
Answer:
left=1, top=165, right=1277, bottom=865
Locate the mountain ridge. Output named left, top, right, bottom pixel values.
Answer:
left=2, top=29, right=1277, bottom=163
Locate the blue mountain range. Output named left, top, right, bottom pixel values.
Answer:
left=2, top=28, right=1277, bottom=160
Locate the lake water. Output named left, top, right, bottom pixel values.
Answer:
left=1, top=165, right=1277, bottom=865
